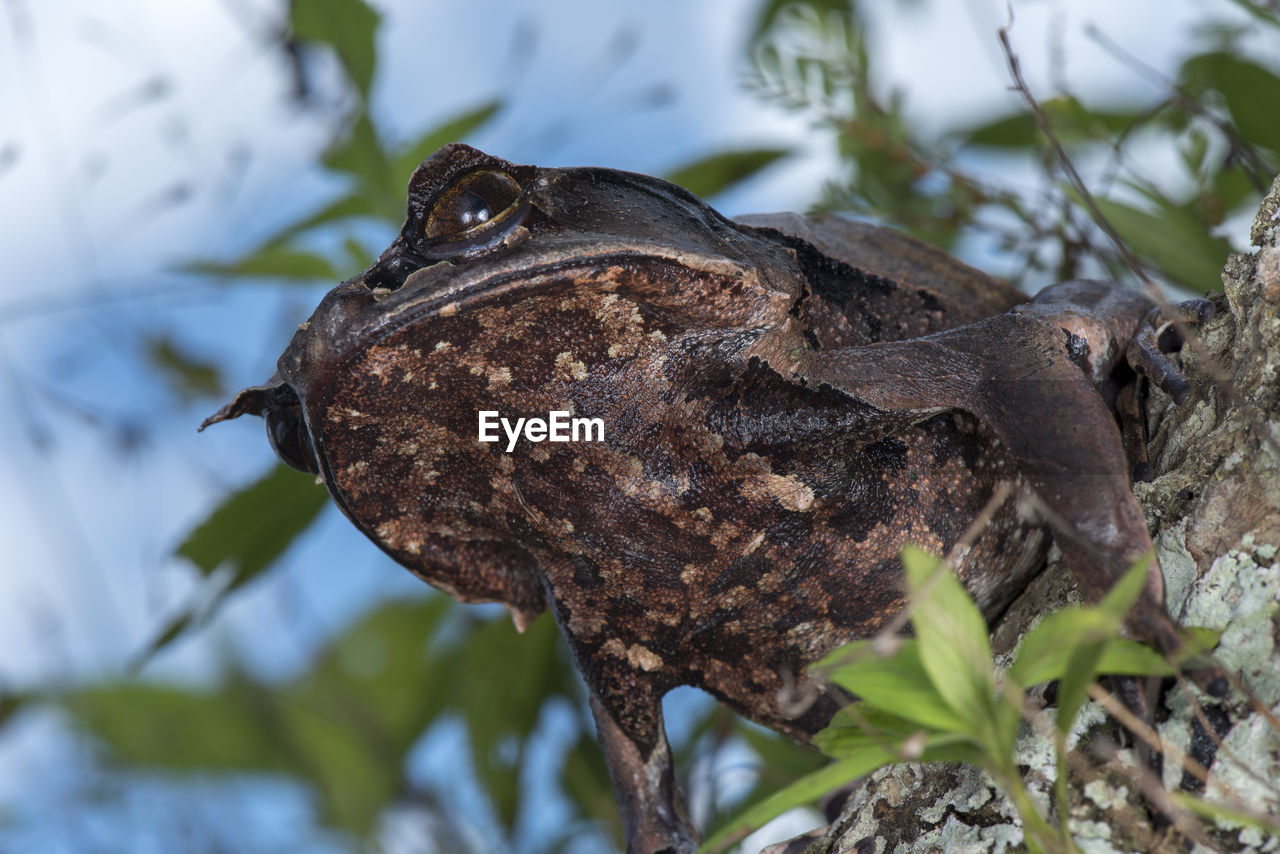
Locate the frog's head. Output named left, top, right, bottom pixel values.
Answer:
left=201, top=145, right=802, bottom=623
left=361, top=142, right=796, bottom=323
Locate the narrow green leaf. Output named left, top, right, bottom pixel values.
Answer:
left=817, top=639, right=970, bottom=732
left=394, top=100, right=503, bottom=178
left=176, top=464, right=329, bottom=588
left=1221, top=0, right=1280, bottom=31
left=341, top=235, right=373, bottom=271
left=1172, top=791, right=1280, bottom=835
left=700, top=736, right=985, bottom=853
left=290, top=0, right=381, bottom=100
left=0, top=692, right=24, bottom=729
left=663, top=147, right=790, bottom=200
left=735, top=723, right=827, bottom=778
left=145, top=334, right=225, bottom=402
left=1182, top=625, right=1223, bottom=654
left=259, top=191, right=386, bottom=251
left=1100, top=552, right=1154, bottom=617
left=132, top=607, right=203, bottom=666
left=901, top=546, right=996, bottom=733
left=185, top=246, right=343, bottom=283
left=699, top=750, right=895, bottom=853
left=957, top=112, right=1038, bottom=149
left=811, top=703, right=940, bottom=758
left=1014, top=616, right=1174, bottom=688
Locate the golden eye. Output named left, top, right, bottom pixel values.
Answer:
left=423, top=170, right=525, bottom=254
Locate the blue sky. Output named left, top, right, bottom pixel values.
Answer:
left=0, top=0, right=1262, bottom=850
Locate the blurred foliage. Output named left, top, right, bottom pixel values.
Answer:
left=144, top=334, right=225, bottom=403
left=9, top=0, right=1277, bottom=851
left=747, top=0, right=1277, bottom=292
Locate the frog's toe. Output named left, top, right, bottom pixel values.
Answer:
left=1152, top=298, right=1216, bottom=352
left=1128, top=328, right=1193, bottom=404
left=1126, top=299, right=1215, bottom=406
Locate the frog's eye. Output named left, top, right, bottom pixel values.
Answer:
left=265, top=404, right=320, bottom=475
left=423, top=169, right=528, bottom=257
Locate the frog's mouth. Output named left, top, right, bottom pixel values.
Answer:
left=199, top=378, right=321, bottom=476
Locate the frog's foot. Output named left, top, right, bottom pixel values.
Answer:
left=1125, top=299, right=1215, bottom=405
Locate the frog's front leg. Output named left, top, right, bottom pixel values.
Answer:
left=589, top=691, right=696, bottom=854
left=748, top=284, right=1208, bottom=659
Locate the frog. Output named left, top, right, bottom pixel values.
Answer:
left=204, top=144, right=1213, bottom=854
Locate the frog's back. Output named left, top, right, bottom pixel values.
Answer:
left=736, top=212, right=1025, bottom=328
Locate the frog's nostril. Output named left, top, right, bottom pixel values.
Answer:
left=363, top=253, right=424, bottom=292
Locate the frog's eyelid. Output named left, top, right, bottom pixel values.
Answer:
left=421, top=183, right=532, bottom=260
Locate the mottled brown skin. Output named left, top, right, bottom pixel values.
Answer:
left=206, top=145, right=1202, bottom=854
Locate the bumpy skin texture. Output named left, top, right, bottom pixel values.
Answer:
left=207, top=145, right=1192, bottom=854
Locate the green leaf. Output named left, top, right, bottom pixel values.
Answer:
left=446, top=613, right=572, bottom=828
left=810, top=703, right=934, bottom=757
left=144, top=334, right=225, bottom=402
left=74, top=599, right=459, bottom=837
left=699, top=750, right=893, bottom=853
left=561, top=734, right=625, bottom=846
left=278, top=597, right=454, bottom=834
left=735, top=723, right=827, bottom=779
left=700, top=733, right=983, bottom=853
left=176, top=464, right=329, bottom=588
left=1011, top=607, right=1168, bottom=688
left=1099, top=551, right=1153, bottom=617
left=1055, top=558, right=1151, bottom=734
left=662, top=147, right=790, bottom=200
left=956, top=99, right=1149, bottom=150
left=185, top=246, right=343, bottom=283
left=901, top=546, right=996, bottom=735
left=1172, top=790, right=1280, bottom=835
left=748, top=0, right=855, bottom=46
left=0, top=692, right=24, bottom=730
left=68, top=677, right=297, bottom=773
left=1010, top=606, right=1117, bottom=687
left=259, top=191, right=387, bottom=251
left=394, top=100, right=503, bottom=178
left=290, top=0, right=381, bottom=100
left=1221, top=0, right=1280, bottom=32
left=1182, top=625, right=1223, bottom=654
left=816, top=639, right=970, bottom=732
left=1180, top=52, right=1280, bottom=154
left=956, top=112, right=1039, bottom=149
left=323, top=115, right=397, bottom=219
left=1085, top=194, right=1231, bottom=292
left=132, top=608, right=205, bottom=666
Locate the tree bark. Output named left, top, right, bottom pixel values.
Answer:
left=778, top=176, right=1280, bottom=854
